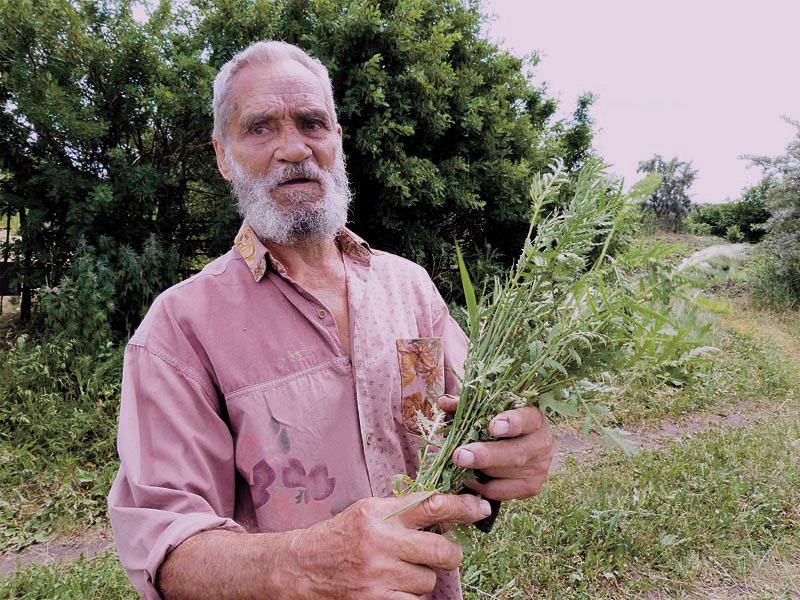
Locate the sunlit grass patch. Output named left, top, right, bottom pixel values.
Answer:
left=0, top=550, right=135, bottom=599
left=462, top=409, right=800, bottom=599
left=600, top=315, right=794, bottom=427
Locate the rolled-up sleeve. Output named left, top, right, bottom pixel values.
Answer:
left=108, top=344, right=244, bottom=599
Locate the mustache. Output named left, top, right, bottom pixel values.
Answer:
left=264, top=162, right=326, bottom=190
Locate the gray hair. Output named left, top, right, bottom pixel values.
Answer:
left=212, top=40, right=337, bottom=144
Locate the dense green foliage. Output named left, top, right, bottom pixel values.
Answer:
left=746, top=118, right=800, bottom=306
left=0, top=0, right=211, bottom=321
left=637, top=155, right=698, bottom=232
left=0, top=0, right=594, bottom=328
left=688, top=177, right=772, bottom=243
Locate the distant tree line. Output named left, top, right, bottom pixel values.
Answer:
left=637, top=118, right=799, bottom=306
left=687, top=178, right=772, bottom=243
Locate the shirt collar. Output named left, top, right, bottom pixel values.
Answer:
left=234, top=222, right=373, bottom=282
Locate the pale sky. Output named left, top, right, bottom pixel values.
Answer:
left=482, top=0, right=800, bottom=203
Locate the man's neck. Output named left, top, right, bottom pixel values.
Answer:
left=263, top=236, right=343, bottom=285
left=263, top=234, right=352, bottom=357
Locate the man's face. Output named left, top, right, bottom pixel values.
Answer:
left=213, top=60, right=351, bottom=245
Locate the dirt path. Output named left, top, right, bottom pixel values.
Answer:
left=550, top=395, right=791, bottom=474
left=0, top=529, right=112, bottom=576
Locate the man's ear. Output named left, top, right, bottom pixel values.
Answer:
left=336, top=124, right=342, bottom=140
left=212, top=137, right=233, bottom=181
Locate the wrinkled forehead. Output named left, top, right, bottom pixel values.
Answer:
left=227, top=60, right=332, bottom=120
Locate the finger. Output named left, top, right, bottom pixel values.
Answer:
left=393, top=528, right=464, bottom=571
left=453, top=427, right=553, bottom=471
left=393, top=492, right=491, bottom=530
left=386, top=560, right=438, bottom=595
left=437, top=394, right=459, bottom=414
left=462, top=471, right=548, bottom=500
left=488, top=405, right=547, bottom=438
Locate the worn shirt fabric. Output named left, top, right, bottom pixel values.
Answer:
left=108, top=224, right=469, bottom=599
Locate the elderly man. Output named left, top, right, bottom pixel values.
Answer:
left=109, top=40, right=553, bottom=599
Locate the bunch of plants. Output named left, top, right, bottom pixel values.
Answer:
left=396, top=160, right=729, bottom=502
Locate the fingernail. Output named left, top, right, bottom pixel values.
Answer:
left=492, top=419, right=510, bottom=436
left=479, top=500, right=492, bottom=516
left=456, top=449, right=475, bottom=467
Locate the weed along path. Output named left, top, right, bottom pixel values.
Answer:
left=555, top=296, right=800, bottom=473
left=550, top=398, right=791, bottom=475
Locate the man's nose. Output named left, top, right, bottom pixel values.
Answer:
left=273, top=126, right=312, bottom=163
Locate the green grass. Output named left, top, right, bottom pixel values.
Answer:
left=0, top=551, right=136, bottom=599
left=600, top=313, right=793, bottom=427
left=461, top=406, right=800, bottom=599
left=0, top=337, right=122, bottom=551
left=457, top=291, right=800, bottom=599
left=4, top=410, right=797, bottom=599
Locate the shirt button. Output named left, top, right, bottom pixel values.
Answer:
left=317, top=310, right=327, bottom=319
left=366, top=434, right=373, bottom=445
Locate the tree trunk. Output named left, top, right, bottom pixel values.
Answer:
left=18, top=207, right=31, bottom=321
left=20, top=282, right=31, bottom=321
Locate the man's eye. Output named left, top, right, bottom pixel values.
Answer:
left=252, top=125, right=267, bottom=134
left=305, top=120, right=323, bottom=130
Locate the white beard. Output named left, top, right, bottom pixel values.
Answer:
left=228, top=141, right=352, bottom=246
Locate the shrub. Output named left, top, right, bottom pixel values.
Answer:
left=0, top=0, right=595, bottom=322
left=689, top=221, right=713, bottom=236
left=687, top=181, right=771, bottom=244
left=0, top=334, right=122, bottom=465
left=746, top=118, right=800, bottom=306
left=725, top=224, right=746, bottom=243
left=37, top=235, right=180, bottom=343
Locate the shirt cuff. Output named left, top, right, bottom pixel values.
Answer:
left=142, top=513, right=245, bottom=600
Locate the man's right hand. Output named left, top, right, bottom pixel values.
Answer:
left=287, top=492, right=491, bottom=599
left=158, top=493, right=489, bottom=600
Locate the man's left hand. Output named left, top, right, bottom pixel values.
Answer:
left=437, top=395, right=554, bottom=501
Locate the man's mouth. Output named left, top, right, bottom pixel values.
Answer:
left=278, top=177, right=318, bottom=187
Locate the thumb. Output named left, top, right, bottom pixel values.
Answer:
left=389, top=492, right=492, bottom=530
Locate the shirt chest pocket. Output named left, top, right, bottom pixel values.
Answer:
left=396, top=337, right=445, bottom=433
left=223, top=357, right=370, bottom=525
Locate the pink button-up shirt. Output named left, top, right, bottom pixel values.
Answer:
left=108, top=224, right=469, bottom=599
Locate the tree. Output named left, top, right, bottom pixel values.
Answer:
left=0, top=0, right=219, bottom=326
left=0, top=0, right=595, bottom=332
left=745, top=117, right=800, bottom=302
left=637, top=155, right=698, bottom=232
left=196, top=0, right=596, bottom=292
